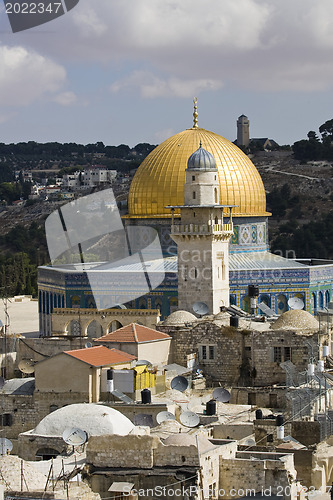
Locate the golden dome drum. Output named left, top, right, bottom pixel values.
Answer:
left=128, top=127, right=269, bottom=218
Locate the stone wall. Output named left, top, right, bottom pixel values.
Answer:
left=51, top=308, right=160, bottom=337
left=0, top=394, right=37, bottom=454
left=230, top=387, right=287, bottom=408
left=18, top=432, right=68, bottom=461
left=219, top=451, right=297, bottom=500
left=212, top=424, right=253, bottom=440
left=160, top=322, right=325, bottom=387
left=254, top=419, right=292, bottom=447
left=87, top=435, right=159, bottom=469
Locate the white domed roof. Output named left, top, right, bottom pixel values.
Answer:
left=33, top=403, right=134, bottom=437
left=163, top=310, right=197, bottom=326
left=187, top=145, right=217, bottom=171
left=272, top=310, right=319, bottom=331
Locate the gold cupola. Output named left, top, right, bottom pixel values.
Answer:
left=127, top=100, right=270, bottom=219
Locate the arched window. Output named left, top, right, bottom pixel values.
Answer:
left=325, top=290, right=330, bottom=306
left=319, top=291, right=324, bottom=309
left=108, top=320, right=123, bottom=333
left=36, top=448, right=60, bottom=461
left=86, top=320, right=103, bottom=338
left=68, top=320, right=81, bottom=336
left=242, top=296, right=250, bottom=313
left=230, top=295, right=237, bottom=306
left=311, top=292, right=317, bottom=313
left=277, top=294, right=288, bottom=314
left=70, top=295, right=80, bottom=308
left=169, top=297, right=178, bottom=314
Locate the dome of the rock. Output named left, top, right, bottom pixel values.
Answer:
left=128, top=127, right=269, bottom=219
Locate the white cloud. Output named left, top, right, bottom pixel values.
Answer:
left=72, top=5, right=107, bottom=37
left=110, top=71, right=223, bottom=98
left=8, top=0, right=333, bottom=96
left=53, top=91, right=78, bottom=106
left=0, top=45, right=67, bottom=106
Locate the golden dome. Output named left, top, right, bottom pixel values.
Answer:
left=128, top=127, right=269, bottom=218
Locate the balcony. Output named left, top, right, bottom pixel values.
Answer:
left=171, top=223, right=233, bottom=236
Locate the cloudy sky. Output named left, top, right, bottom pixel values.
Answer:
left=0, top=0, right=333, bottom=147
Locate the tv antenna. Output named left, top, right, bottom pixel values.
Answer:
left=170, top=376, right=188, bottom=392
left=212, top=387, right=231, bottom=403
left=192, top=302, right=209, bottom=317
left=179, top=411, right=200, bottom=428
left=18, top=359, right=35, bottom=374
left=136, top=360, right=153, bottom=368
left=156, top=411, right=176, bottom=425
left=288, top=297, right=304, bottom=310
left=62, top=427, right=88, bottom=446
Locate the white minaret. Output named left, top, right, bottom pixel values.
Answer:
left=170, top=142, right=234, bottom=315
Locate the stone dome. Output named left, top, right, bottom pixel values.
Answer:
left=163, top=310, right=197, bottom=326
left=128, top=126, right=269, bottom=219
left=272, top=310, right=319, bottom=331
left=187, top=144, right=217, bottom=171
left=33, top=403, right=134, bottom=437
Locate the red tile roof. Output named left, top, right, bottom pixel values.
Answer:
left=95, top=323, right=171, bottom=344
left=64, top=345, right=136, bottom=367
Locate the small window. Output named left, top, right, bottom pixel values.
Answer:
left=193, top=191, right=196, bottom=200
left=200, top=345, right=216, bottom=361
left=273, top=347, right=282, bottom=363
left=267, top=434, right=274, bottom=443
left=0, top=414, right=13, bottom=426
left=284, top=347, right=292, bottom=361
left=209, top=345, right=215, bottom=360
left=192, top=175, right=195, bottom=181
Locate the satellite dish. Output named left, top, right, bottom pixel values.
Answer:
left=244, top=438, right=256, bottom=446
left=288, top=297, right=304, bottom=310
left=0, top=438, right=13, bottom=455
left=18, top=359, right=35, bottom=374
left=170, top=376, right=188, bottom=392
left=180, top=411, right=200, bottom=428
left=62, top=427, right=88, bottom=446
left=193, top=302, right=209, bottom=317
left=213, top=388, right=231, bottom=403
left=134, top=414, right=154, bottom=427
left=136, top=360, right=153, bottom=368
left=85, top=342, right=93, bottom=349
left=156, top=411, right=176, bottom=425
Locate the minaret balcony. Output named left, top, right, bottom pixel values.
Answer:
left=171, top=223, right=233, bottom=236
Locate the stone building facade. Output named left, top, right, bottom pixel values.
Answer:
left=160, top=320, right=329, bottom=388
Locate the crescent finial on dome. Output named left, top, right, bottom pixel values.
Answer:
left=193, top=97, right=198, bottom=128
